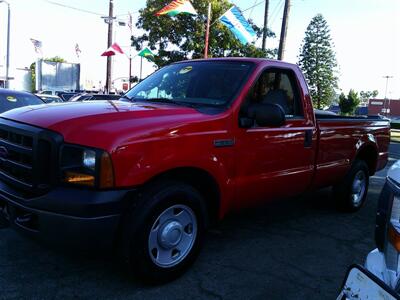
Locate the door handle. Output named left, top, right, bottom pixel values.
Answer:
left=304, top=129, right=313, bottom=148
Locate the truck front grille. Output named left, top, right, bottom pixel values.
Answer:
left=0, top=129, right=35, bottom=188
left=0, top=119, right=62, bottom=196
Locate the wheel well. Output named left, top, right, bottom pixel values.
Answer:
left=356, top=146, right=378, bottom=175
left=145, top=167, right=220, bottom=226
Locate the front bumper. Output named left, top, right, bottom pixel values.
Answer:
left=0, top=180, right=134, bottom=250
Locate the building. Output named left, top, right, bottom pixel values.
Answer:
left=0, top=65, right=32, bottom=92
left=368, top=99, right=400, bottom=118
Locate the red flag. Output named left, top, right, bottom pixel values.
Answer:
left=101, top=43, right=124, bottom=56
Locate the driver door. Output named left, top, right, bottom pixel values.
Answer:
left=234, top=67, right=317, bottom=208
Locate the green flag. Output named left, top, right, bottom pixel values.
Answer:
left=138, top=48, right=155, bottom=61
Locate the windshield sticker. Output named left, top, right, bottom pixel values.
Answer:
left=178, top=66, right=192, bottom=74
left=6, top=96, right=17, bottom=102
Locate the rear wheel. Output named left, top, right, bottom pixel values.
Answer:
left=333, top=159, right=369, bottom=212
left=120, top=180, right=207, bottom=284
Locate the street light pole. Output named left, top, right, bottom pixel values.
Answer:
left=0, top=0, right=10, bottom=89
left=383, top=75, right=394, bottom=116
left=383, top=75, right=393, bottom=99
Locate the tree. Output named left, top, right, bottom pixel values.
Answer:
left=339, top=89, right=360, bottom=115
left=132, top=0, right=276, bottom=68
left=30, top=56, right=67, bottom=92
left=360, top=90, right=379, bottom=105
left=298, top=14, right=338, bottom=109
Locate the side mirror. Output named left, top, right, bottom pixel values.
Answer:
left=337, top=265, right=398, bottom=300
left=245, top=103, right=286, bottom=127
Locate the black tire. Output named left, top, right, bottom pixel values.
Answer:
left=333, top=159, right=369, bottom=212
left=119, top=180, right=207, bottom=284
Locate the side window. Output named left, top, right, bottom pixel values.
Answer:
left=245, top=69, right=303, bottom=118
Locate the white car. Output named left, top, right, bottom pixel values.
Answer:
left=337, top=162, right=400, bottom=299
left=364, top=160, right=400, bottom=294
left=36, top=93, right=63, bottom=103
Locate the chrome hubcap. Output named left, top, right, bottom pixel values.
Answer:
left=159, top=221, right=183, bottom=248
left=148, top=204, right=197, bottom=268
left=351, top=170, right=366, bottom=206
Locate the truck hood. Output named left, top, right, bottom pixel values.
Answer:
left=1, top=101, right=213, bottom=150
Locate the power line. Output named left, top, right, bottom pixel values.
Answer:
left=115, top=11, right=140, bottom=17
left=242, top=0, right=265, bottom=13
left=42, top=0, right=104, bottom=16
left=270, top=0, right=284, bottom=27
left=248, top=0, right=259, bottom=19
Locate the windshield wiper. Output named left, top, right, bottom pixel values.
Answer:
left=146, top=98, right=197, bottom=108
left=119, top=95, right=133, bottom=101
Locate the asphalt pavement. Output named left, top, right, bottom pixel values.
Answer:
left=1, top=144, right=400, bottom=300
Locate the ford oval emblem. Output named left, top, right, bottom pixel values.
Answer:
left=0, top=146, right=9, bottom=159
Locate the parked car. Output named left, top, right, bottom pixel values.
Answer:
left=0, top=89, right=44, bottom=113
left=337, top=160, right=400, bottom=299
left=69, top=93, right=121, bottom=102
left=362, top=160, right=400, bottom=296
left=38, top=90, right=63, bottom=96
left=36, top=94, right=63, bottom=103
left=57, top=92, right=78, bottom=101
left=0, top=58, right=390, bottom=283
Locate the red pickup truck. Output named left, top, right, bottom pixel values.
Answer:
left=0, top=58, right=390, bottom=283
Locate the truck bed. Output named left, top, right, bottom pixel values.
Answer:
left=315, top=110, right=387, bottom=121
left=312, top=112, right=390, bottom=189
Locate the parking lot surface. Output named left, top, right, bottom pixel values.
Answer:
left=1, top=144, right=399, bottom=300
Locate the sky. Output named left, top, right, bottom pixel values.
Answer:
left=0, top=0, right=399, bottom=98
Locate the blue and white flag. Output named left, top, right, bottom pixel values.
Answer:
left=219, top=6, right=256, bottom=45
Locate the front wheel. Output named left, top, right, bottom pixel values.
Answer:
left=333, top=159, right=369, bottom=212
left=120, top=181, right=207, bottom=284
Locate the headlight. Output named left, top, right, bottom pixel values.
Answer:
left=83, top=149, right=96, bottom=170
left=60, top=145, right=114, bottom=188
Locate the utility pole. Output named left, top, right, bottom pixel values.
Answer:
left=277, top=0, right=290, bottom=60
left=261, top=0, right=269, bottom=52
left=105, top=0, right=114, bottom=93
left=0, top=1, right=10, bottom=88
left=128, top=13, right=133, bottom=89
left=204, top=2, right=211, bottom=58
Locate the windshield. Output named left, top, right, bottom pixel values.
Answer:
left=125, top=61, right=254, bottom=106
left=0, top=93, right=43, bottom=113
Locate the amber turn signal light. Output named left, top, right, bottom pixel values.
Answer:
left=388, top=223, right=400, bottom=252
left=99, top=152, right=115, bottom=188
left=63, top=171, right=95, bottom=187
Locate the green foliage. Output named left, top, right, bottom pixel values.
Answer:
left=339, top=89, right=360, bottom=115
left=298, top=14, right=338, bottom=109
left=30, top=56, right=67, bottom=92
left=30, top=62, right=36, bottom=93
left=46, top=56, right=66, bottom=63
left=130, top=75, right=139, bottom=83
left=360, top=90, right=379, bottom=105
left=132, top=0, right=276, bottom=68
